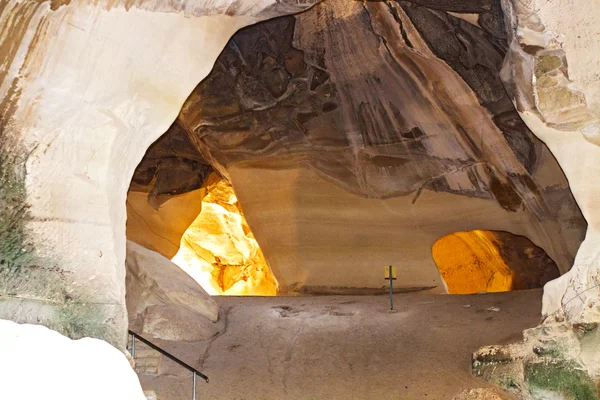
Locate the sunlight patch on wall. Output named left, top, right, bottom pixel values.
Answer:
left=432, top=230, right=514, bottom=294
left=172, top=174, right=278, bottom=296
left=432, top=230, right=561, bottom=294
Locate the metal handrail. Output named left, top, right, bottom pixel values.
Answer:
left=129, top=330, right=209, bottom=400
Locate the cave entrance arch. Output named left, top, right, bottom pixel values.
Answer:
left=124, top=1, right=586, bottom=301
left=432, top=230, right=560, bottom=294
left=170, top=173, right=278, bottom=296
left=0, top=0, right=597, bottom=397
left=125, top=130, right=278, bottom=297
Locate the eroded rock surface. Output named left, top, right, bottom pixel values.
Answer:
left=453, top=388, right=510, bottom=400
left=140, top=305, right=219, bottom=342
left=172, top=173, right=278, bottom=296
left=432, top=230, right=560, bottom=294
left=473, top=322, right=600, bottom=400
left=130, top=0, right=586, bottom=294
left=126, top=125, right=212, bottom=258
left=0, top=4, right=596, bottom=398
left=469, top=0, right=600, bottom=397
left=126, top=241, right=219, bottom=341
left=499, top=0, right=600, bottom=326
left=0, top=0, right=317, bottom=347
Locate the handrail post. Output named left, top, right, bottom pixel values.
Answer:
left=127, top=330, right=209, bottom=385
left=388, top=265, right=394, bottom=311
left=192, top=371, right=197, bottom=400
left=131, top=333, right=136, bottom=359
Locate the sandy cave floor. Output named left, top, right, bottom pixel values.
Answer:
left=138, top=290, right=543, bottom=400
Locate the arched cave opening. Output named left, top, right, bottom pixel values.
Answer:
left=121, top=0, right=590, bottom=306
left=125, top=122, right=277, bottom=298
left=116, top=0, right=590, bottom=398
left=171, top=173, right=278, bottom=296
left=1, top=0, right=599, bottom=398
left=432, top=230, right=560, bottom=294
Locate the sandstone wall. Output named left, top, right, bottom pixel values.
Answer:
left=229, top=165, right=571, bottom=293
left=0, top=0, right=597, bottom=358
left=137, top=0, right=585, bottom=294
left=499, top=0, right=600, bottom=323
left=432, top=230, right=560, bottom=294
left=0, top=319, right=146, bottom=400
left=126, top=122, right=212, bottom=258
left=126, top=188, right=205, bottom=259
left=0, top=0, right=316, bottom=348
left=172, top=174, right=278, bottom=296
left=471, top=1, right=600, bottom=397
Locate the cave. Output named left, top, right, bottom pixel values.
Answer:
left=116, top=2, right=592, bottom=397
left=171, top=174, right=278, bottom=296
left=432, top=230, right=560, bottom=294
left=1, top=0, right=600, bottom=399
left=123, top=1, right=585, bottom=299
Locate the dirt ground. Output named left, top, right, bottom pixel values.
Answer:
left=139, top=289, right=542, bottom=399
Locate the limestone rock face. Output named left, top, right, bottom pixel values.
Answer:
left=0, top=0, right=317, bottom=347
left=0, top=3, right=595, bottom=388
left=432, top=230, right=560, bottom=294
left=172, top=174, right=278, bottom=295
left=473, top=322, right=600, bottom=399
left=125, top=241, right=219, bottom=341
left=468, top=0, right=600, bottom=397
left=140, top=305, right=219, bottom=342
left=127, top=188, right=206, bottom=260
left=130, top=122, right=213, bottom=211
left=133, top=0, right=585, bottom=294
left=500, top=0, right=600, bottom=325
left=0, top=319, right=145, bottom=400
left=126, top=123, right=214, bottom=259
left=494, top=231, right=561, bottom=290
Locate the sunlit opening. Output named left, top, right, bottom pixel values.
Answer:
left=432, top=230, right=560, bottom=294
left=172, top=174, right=278, bottom=296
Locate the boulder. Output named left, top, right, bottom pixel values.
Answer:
left=141, top=305, right=219, bottom=342
left=126, top=241, right=219, bottom=339
left=129, top=0, right=586, bottom=294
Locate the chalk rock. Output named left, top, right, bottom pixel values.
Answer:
left=131, top=0, right=586, bottom=294
left=172, top=174, right=279, bottom=296
left=126, top=241, right=219, bottom=335
left=500, top=0, right=600, bottom=324
left=141, top=305, right=219, bottom=342
left=0, top=0, right=317, bottom=347
left=126, top=124, right=212, bottom=259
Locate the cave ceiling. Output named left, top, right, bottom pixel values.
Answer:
left=132, top=0, right=584, bottom=233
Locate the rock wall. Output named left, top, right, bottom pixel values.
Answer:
left=0, top=1, right=596, bottom=379
left=127, top=188, right=206, bottom=259
left=471, top=0, right=600, bottom=397
left=500, top=0, right=600, bottom=325
left=172, top=173, right=278, bottom=296
left=0, top=0, right=317, bottom=348
left=132, top=0, right=585, bottom=294
left=126, top=123, right=211, bottom=259
left=432, top=230, right=560, bottom=294
left=126, top=241, right=219, bottom=341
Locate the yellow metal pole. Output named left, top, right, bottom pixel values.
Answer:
left=388, top=265, right=394, bottom=310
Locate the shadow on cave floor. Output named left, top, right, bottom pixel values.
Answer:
left=138, top=289, right=541, bottom=399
